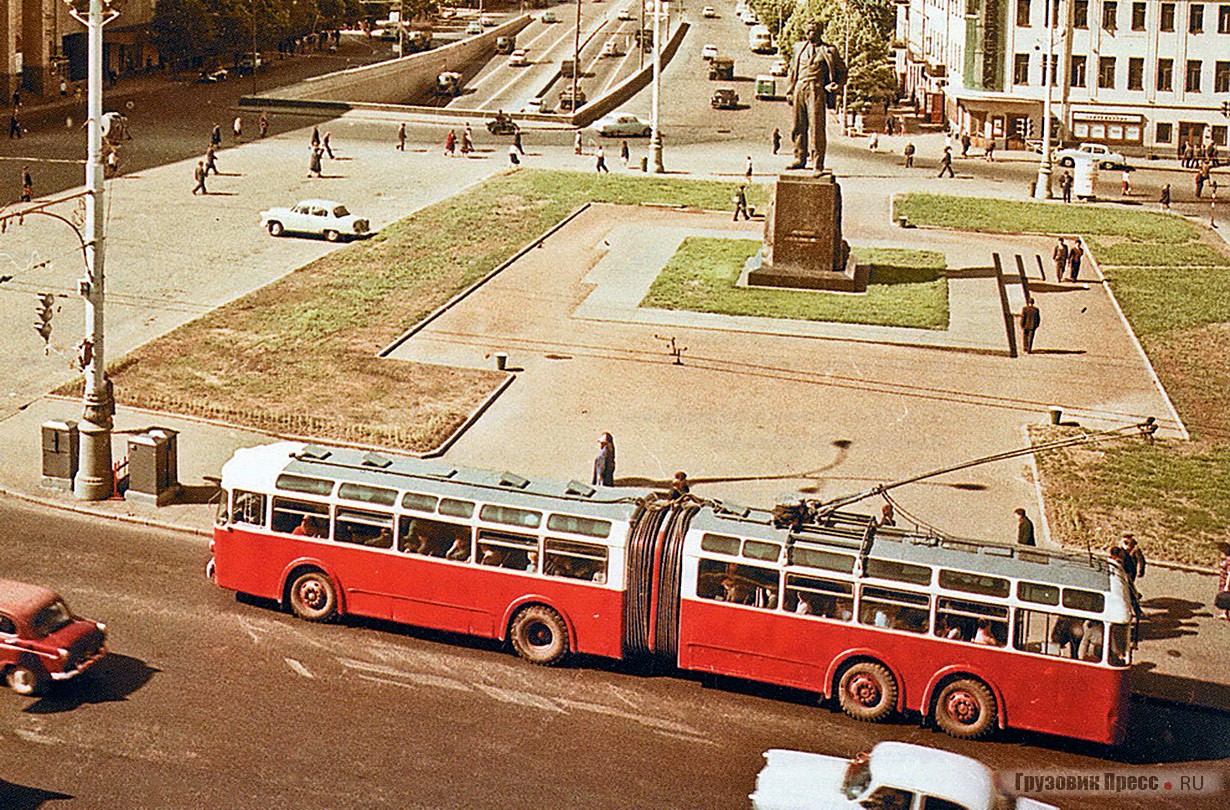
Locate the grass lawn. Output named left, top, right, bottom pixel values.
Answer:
left=897, top=193, right=1230, bottom=565
left=640, top=239, right=949, bottom=329
left=58, top=170, right=768, bottom=453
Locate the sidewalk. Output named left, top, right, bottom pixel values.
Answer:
left=1, top=118, right=1226, bottom=717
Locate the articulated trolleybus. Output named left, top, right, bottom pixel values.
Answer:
left=212, top=441, right=1135, bottom=744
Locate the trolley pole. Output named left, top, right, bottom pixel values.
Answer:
left=649, top=0, right=664, bottom=173
left=1033, top=0, right=1056, bottom=200
left=72, top=0, right=115, bottom=501
left=572, top=0, right=580, bottom=116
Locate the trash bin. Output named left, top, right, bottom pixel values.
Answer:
left=126, top=427, right=181, bottom=506
left=495, top=352, right=508, bottom=370
left=1048, top=407, right=1063, bottom=425
left=41, top=420, right=79, bottom=490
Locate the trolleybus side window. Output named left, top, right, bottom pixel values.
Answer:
left=1062, top=588, right=1105, bottom=612
left=275, top=474, right=335, bottom=496
left=938, top=569, right=1010, bottom=599
left=544, top=538, right=608, bottom=582
left=398, top=516, right=470, bottom=558
left=271, top=497, right=330, bottom=537
left=1013, top=609, right=1106, bottom=662
left=1018, top=581, right=1060, bottom=605
left=337, top=482, right=397, bottom=507
left=743, top=539, right=781, bottom=562
left=858, top=585, right=930, bottom=633
left=701, top=533, right=741, bottom=556
left=231, top=490, right=267, bottom=526
left=789, top=547, right=856, bottom=574
left=864, top=558, right=932, bottom=586
left=547, top=514, right=612, bottom=538
left=477, top=529, right=537, bottom=571
left=935, top=596, right=1008, bottom=645
left=479, top=504, right=542, bottom=529
left=697, top=559, right=779, bottom=609
left=335, top=507, right=394, bottom=548
left=785, top=573, right=853, bottom=620
left=439, top=498, right=475, bottom=519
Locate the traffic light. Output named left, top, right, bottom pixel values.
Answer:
left=34, top=293, right=55, bottom=344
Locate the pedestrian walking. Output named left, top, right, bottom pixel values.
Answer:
left=1052, top=237, right=1069, bottom=279
left=592, top=432, right=616, bottom=487
left=960, top=132, right=971, bottom=158
left=445, top=129, right=456, bottom=156
left=620, top=139, right=629, bottom=167
left=514, top=129, right=525, bottom=155
left=595, top=145, right=609, bottom=173
left=937, top=146, right=954, bottom=178
left=903, top=142, right=915, bottom=167
left=1020, top=296, right=1041, bottom=353
left=868, top=133, right=879, bottom=152
left=232, top=115, right=243, bottom=141
left=396, top=122, right=406, bottom=151
left=772, top=127, right=781, bottom=154
left=210, top=122, right=222, bottom=147
left=191, top=160, right=208, bottom=195
left=984, top=139, right=996, bottom=162
left=745, top=155, right=753, bottom=181
left=1196, top=169, right=1206, bottom=199
left=884, top=116, right=894, bottom=136
left=1068, top=241, right=1083, bottom=282
left=307, top=145, right=324, bottom=177
left=1014, top=508, right=1036, bottom=546
left=574, top=130, right=583, bottom=155
left=733, top=184, right=750, bottom=221
left=323, top=132, right=334, bottom=159
left=20, top=165, right=32, bottom=202
left=258, top=111, right=269, bottom=138
left=508, top=143, right=520, bottom=166
left=205, top=144, right=219, bottom=175
left=460, top=127, right=473, bottom=155
left=8, top=110, right=21, bottom=139
left=1215, top=542, right=1230, bottom=621
left=310, top=126, right=321, bottom=148
left=1160, top=183, right=1171, bottom=211
left=1121, top=168, right=1131, bottom=196
left=1060, top=170, right=1073, bottom=203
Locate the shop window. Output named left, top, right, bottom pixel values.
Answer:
left=1156, top=122, right=1173, bottom=143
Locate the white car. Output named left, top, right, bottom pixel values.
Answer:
left=508, top=48, right=529, bottom=66
left=541, top=10, right=558, bottom=22
left=741, top=10, right=759, bottom=24
left=601, top=38, right=623, bottom=57
left=591, top=112, right=652, bottom=137
left=523, top=96, right=555, bottom=114
left=702, top=5, right=717, bottom=17
left=769, top=58, right=788, bottom=76
left=750, top=743, right=1060, bottom=810
left=618, top=7, right=634, bottom=19
left=1054, top=142, right=1127, bottom=168
left=701, top=43, right=719, bottom=60
left=260, top=199, right=370, bottom=242
left=465, top=20, right=482, bottom=35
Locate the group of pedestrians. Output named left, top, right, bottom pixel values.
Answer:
left=589, top=432, right=690, bottom=502
left=1051, top=237, right=1084, bottom=282
left=191, top=112, right=270, bottom=195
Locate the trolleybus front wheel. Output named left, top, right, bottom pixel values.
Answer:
left=933, top=677, right=997, bottom=739
left=289, top=571, right=338, bottom=622
left=510, top=605, right=569, bottom=666
left=837, top=661, right=897, bottom=722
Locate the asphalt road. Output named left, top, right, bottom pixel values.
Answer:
left=0, top=499, right=1226, bottom=809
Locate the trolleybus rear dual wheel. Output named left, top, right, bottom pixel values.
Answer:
left=289, top=570, right=338, bottom=622
left=510, top=605, right=569, bottom=666
left=933, top=678, right=997, bottom=739
left=837, top=661, right=898, bottom=723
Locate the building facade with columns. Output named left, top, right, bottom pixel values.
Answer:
left=897, top=0, right=1230, bottom=155
left=2, top=0, right=155, bottom=100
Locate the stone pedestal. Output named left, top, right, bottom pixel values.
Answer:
left=745, top=172, right=866, bottom=292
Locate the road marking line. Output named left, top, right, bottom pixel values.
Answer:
left=339, top=656, right=474, bottom=692
left=284, top=657, right=315, bottom=678
left=475, top=683, right=567, bottom=713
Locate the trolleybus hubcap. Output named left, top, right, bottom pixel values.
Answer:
left=848, top=674, right=881, bottom=705
left=527, top=622, right=553, bottom=647
left=946, top=691, right=979, bottom=723
left=301, top=582, right=324, bottom=608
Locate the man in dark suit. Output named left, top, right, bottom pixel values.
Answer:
left=1020, top=297, right=1041, bottom=353
left=786, top=20, right=846, bottom=175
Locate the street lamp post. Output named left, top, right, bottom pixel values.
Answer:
left=573, top=0, right=581, bottom=115
left=649, top=0, right=664, bottom=172
left=251, top=0, right=259, bottom=96
left=1033, top=0, right=1056, bottom=199
left=65, top=0, right=118, bottom=501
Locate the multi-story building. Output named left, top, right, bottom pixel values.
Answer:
left=897, top=0, right=1230, bottom=155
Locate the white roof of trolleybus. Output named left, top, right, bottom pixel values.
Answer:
left=220, top=442, right=644, bottom=524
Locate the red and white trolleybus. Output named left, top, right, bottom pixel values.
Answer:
left=212, top=441, right=1134, bottom=745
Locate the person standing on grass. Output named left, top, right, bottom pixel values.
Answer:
left=1020, top=297, right=1041, bottom=353
left=396, top=122, right=407, bottom=151
left=733, top=185, right=750, bottom=221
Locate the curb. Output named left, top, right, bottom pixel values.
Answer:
left=0, top=481, right=212, bottom=540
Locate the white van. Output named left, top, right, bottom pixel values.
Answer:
left=749, top=25, right=774, bottom=53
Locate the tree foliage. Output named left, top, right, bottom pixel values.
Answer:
left=751, top=0, right=898, bottom=107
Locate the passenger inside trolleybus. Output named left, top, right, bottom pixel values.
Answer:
left=292, top=516, right=327, bottom=538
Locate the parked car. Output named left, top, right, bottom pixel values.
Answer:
left=601, top=38, right=623, bottom=57
left=754, top=74, right=778, bottom=100
left=701, top=43, right=719, bottom=60
left=523, top=96, right=555, bottom=114
left=591, top=112, right=652, bottom=137
left=236, top=52, right=262, bottom=74
left=711, top=87, right=739, bottom=109
left=618, top=7, right=634, bottom=19
left=541, top=10, right=558, bottom=22
left=260, top=199, right=371, bottom=241
left=769, top=58, right=788, bottom=76
left=709, top=56, right=735, bottom=80
left=558, top=85, right=588, bottom=111
left=508, top=48, right=530, bottom=66
left=1, top=578, right=107, bottom=696
left=196, top=67, right=229, bottom=83
left=702, top=5, right=717, bottom=17
left=750, top=742, right=1060, bottom=810
left=1054, top=142, right=1127, bottom=168
left=465, top=20, right=483, bottom=35
left=749, top=24, right=775, bottom=53
left=481, top=13, right=497, bottom=26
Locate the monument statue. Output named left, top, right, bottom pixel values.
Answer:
left=786, top=21, right=847, bottom=175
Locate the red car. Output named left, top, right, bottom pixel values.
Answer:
left=0, top=578, right=107, bottom=696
